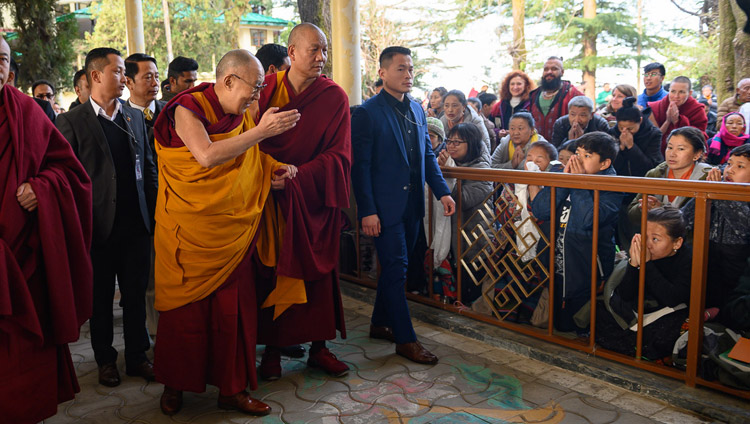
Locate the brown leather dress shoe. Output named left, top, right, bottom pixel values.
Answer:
left=369, top=325, right=395, bottom=343
left=98, top=362, right=121, bottom=387
left=160, top=386, right=183, bottom=416
left=217, top=391, right=271, bottom=416
left=126, top=360, right=155, bottom=381
left=396, top=341, right=438, bottom=365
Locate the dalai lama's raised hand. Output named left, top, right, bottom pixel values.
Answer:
left=270, top=164, right=298, bottom=190
left=257, top=107, right=301, bottom=139
left=16, top=182, right=38, bottom=212
left=440, top=195, right=456, bottom=216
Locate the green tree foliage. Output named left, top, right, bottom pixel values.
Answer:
left=0, top=0, right=78, bottom=92
left=359, top=0, right=465, bottom=96
left=84, top=0, right=266, bottom=75
left=534, top=0, right=642, bottom=72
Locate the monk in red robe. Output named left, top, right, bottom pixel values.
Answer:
left=0, top=37, right=93, bottom=424
left=649, top=76, right=708, bottom=155
left=255, top=23, right=352, bottom=380
left=151, top=50, right=300, bottom=416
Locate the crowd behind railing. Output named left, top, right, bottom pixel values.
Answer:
left=344, top=57, right=750, bottom=393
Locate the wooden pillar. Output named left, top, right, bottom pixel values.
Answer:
left=331, top=0, right=362, bottom=105
left=125, top=0, right=145, bottom=55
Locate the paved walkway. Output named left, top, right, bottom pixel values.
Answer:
left=44, top=296, right=714, bottom=424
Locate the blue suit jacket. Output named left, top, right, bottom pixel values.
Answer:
left=351, top=93, right=451, bottom=226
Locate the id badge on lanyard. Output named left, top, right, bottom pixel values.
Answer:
left=135, top=153, right=143, bottom=181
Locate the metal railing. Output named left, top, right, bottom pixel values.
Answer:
left=340, top=167, right=750, bottom=399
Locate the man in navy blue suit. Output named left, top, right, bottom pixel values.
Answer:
left=352, top=47, right=455, bottom=364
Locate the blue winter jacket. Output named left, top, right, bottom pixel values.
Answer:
left=531, top=167, right=624, bottom=300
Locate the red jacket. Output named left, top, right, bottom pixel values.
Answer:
left=528, top=81, right=584, bottom=141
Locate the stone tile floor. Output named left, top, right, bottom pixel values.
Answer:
left=44, top=295, right=717, bottom=424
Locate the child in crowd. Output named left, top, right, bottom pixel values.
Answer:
left=707, top=112, right=748, bottom=165
left=682, top=143, right=750, bottom=310
left=529, top=132, right=623, bottom=332
left=557, top=139, right=577, bottom=167
left=596, top=205, right=692, bottom=360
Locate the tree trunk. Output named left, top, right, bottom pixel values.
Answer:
left=162, top=0, right=173, bottom=63
left=636, top=0, right=643, bottom=92
left=582, top=0, right=596, bottom=101
left=298, top=0, right=333, bottom=77
left=511, top=0, right=526, bottom=71
left=730, top=0, right=750, bottom=94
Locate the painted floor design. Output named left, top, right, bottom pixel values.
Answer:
left=43, top=296, right=713, bottom=424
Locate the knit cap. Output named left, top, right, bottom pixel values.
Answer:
left=426, top=117, right=445, bottom=141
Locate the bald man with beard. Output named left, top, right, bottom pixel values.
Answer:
left=254, top=22, right=352, bottom=381
left=151, top=49, right=300, bottom=416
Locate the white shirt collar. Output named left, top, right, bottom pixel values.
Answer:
left=127, top=99, right=155, bottom=113
left=90, top=97, right=122, bottom=121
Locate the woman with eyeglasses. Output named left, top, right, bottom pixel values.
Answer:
left=491, top=112, right=546, bottom=170
left=440, top=89, right=491, bottom=154
left=444, top=123, right=493, bottom=303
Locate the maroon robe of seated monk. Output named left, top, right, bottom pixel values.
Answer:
left=255, top=71, right=351, bottom=345
left=0, top=85, right=93, bottom=423
left=649, top=95, right=708, bottom=155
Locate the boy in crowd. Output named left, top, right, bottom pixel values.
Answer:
left=683, top=144, right=750, bottom=312
left=529, top=132, right=623, bottom=332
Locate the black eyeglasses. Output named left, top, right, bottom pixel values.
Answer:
left=229, top=73, right=267, bottom=94
left=644, top=72, right=663, bottom=78
left=35, top=93, right=55, bottom=100
left=445, top=139, right=467, bottom=146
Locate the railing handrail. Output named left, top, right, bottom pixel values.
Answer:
left=441, top=166, right=750, bottom=201
left=342, top=163, right=750, bottom=400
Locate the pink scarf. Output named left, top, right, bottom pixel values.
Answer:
left=708, top=112, right=749, bottom=164
left=717, top=112, right=749, bottom=147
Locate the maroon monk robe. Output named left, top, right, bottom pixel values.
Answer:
left=152, top=82, right=261, bottom=393
left=649, top=95, right=708, bottom=155
left=0, top=86, right=93, bottom=424
left=255, top=72, right=351, bottom=345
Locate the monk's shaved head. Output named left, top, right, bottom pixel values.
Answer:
left=288, top=23, right=326, bottom=48
left=216, top=49, right=263, bottom=80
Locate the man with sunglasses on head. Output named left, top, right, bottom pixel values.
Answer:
left=32, top=79, right=55, bottom=105
left=352, top=46, right=455, bottom=365
left=637, top=62, right=668, bottom=109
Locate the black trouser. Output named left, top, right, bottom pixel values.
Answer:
left=90, top=226, right=151, bottom=368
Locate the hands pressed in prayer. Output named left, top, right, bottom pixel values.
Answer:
left=628, top=233, right=651, bottom=267
left=511, top=146, right=526, bottom=168
left=564, top=154, right=585, bottom=174
left=568, top=121, right=584, bottom=141
left=666, top=102, right=680, bottom=125
left=619, top=128, right=634, bottom=150
left=638, top=195, right=663, bottom=211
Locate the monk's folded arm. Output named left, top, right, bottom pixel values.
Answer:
left=175, top=105, right=268, bottom=168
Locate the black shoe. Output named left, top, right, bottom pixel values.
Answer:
left=98, top=362, right=121, bottom=387
left=279, top=344, right=306, bottom=358
left=126, top=360, right=155, bottom=382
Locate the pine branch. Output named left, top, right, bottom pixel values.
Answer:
left=669, top=0, right=701, bottom=17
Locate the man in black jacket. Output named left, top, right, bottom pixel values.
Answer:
left=125, top=53, right=166, bottom=159
left=56, top=47, right=158, bottom=388
left=550, top=95, right=609, bottom=147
